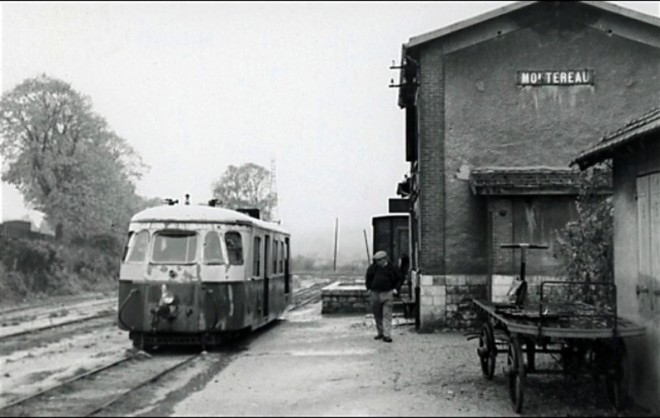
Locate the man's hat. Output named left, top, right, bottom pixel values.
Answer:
left=373, top=250, right=387, bottom=260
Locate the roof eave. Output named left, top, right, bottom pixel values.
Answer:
left=571, top=120, right=660, bottom=170
left=404, top=1, right=660, bottom=52
left=405, top=1, right=537, bottom=50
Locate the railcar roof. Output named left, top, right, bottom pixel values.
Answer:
left=130, top=205, right=289, bottom=234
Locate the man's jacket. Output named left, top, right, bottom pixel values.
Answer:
left=365, top=262, right=402, bottom=292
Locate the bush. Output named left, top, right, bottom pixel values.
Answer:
left=0, top=236, right=119, bottom=304
left=555, top=163, right=614, bottom=309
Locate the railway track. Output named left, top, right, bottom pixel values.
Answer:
left=0, top=279, right=328, bottom=342
left=0, top=279, right=329, bottom=416
left=0, top=299, right=116, bottom=341
left=0, top=279, right=327, bottom=339
left=290, top=280, right=331, bottom=310
left=0, top=351, right=202, bottom=417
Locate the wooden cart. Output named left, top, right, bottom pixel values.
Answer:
left=470, top=243, right=645, bottom=413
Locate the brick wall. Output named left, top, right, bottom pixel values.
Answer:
left=418, top=48, right=445, bottom=276
left=489, top=199, right=514, bottom=274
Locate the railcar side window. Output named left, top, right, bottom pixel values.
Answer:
left=125, top=230, right=149, bottom=262
left=225, top=231, right=244, bottom=265
left=203, top=231, right=225, bottom=265
left=152, top=231, right=198, bottom=264
left=253, top=236, right=261, bottom=276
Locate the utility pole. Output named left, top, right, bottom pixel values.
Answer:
left=333, top=218, right=339, bottom=272
left=363, top=229, right=370, bottom=264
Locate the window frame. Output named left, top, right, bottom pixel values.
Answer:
left=203, top=230, right=226, bottom=265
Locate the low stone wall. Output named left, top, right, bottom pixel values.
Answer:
left=418, top=274, right=489, bottom=331
left=321, top=279, right=370, bottom=314
left=418, top=273, right=611, bottom=331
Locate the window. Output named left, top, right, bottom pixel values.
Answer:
left=152, top=231, right=198, bottom=263
left=225, top=231, right=244, bottom=265
left=203, top=231, right=225, bottom=265
left=253, top=236, right=261, bottom=277
left=122, top=231, right=134, bottom=261
left=273, top=240, right=278, bottom=274
left=125, top=230, right=149, bottom=262
left=280, top=240, right=285, bottom=273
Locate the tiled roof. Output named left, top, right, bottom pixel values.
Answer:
left=469, top=166, right=582, bottom=195
left=571, top=107, right=660, bottom=170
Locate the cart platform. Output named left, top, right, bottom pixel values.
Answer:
left=472, top=299, right=645, bottom=339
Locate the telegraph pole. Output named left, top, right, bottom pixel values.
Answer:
left=333, top=218, right=339, bottom=271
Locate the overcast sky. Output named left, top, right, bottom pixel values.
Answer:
left=1, top=1, right=658, bottom=261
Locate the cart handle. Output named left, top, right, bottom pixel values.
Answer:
left=500, top=244, right=549, bottom=307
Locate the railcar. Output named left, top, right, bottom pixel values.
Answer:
left=117, top=202, right=291, bottom=350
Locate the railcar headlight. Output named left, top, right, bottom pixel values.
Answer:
left=161, top=293, right=175, bottom=305
left=159, top=284, right=176, bottom=306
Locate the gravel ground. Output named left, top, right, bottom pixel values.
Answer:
left=2, top=281, right=654, bottom=417
left=167, top=302, right=655, bottom=417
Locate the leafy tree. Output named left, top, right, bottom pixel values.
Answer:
left=0, top=75, right=146, bottom=242
left=211, top=163, right=276, bottom=221
left=555, top=163, right=613, bottom=307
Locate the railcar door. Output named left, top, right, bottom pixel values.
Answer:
left=263, top=235, right=270, bottom=318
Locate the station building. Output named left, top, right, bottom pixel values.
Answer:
left=392, top=1, right=660, bottom=331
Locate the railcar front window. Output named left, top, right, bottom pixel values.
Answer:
left=152, top=231, right=198, bottom=264
left=225, top=231, right=244, bottom=265
left=203, top=231, right=225, bottom=264
left=125, top=230, right=149, bottom=262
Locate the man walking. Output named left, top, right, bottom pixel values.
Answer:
left=365, top=250, right=402, bottom=343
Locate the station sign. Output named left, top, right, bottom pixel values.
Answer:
left=517, top=70, right=594, bottom=86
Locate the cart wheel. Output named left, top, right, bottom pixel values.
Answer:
left=507, top=335, right=525, bottom=413
left=478, top=322, right=496, bottom=380
left=604, top=339, right=628, bottom=411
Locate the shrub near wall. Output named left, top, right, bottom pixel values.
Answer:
left=0, top=236, right=120, bottom=304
